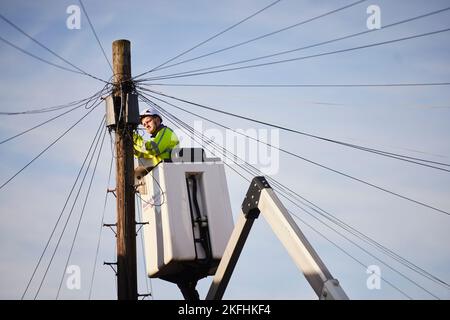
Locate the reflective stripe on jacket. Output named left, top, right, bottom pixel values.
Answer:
left=133, top=126, right=179, bottom=165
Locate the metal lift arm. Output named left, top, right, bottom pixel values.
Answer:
left=206, top=177, right=348, bottom=300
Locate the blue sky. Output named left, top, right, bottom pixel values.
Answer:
left=0, top=0, right=449, bottom=300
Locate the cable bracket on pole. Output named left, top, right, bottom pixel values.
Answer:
left=103, top=223, right=117, bottom=237
left=135, top=221, right=149, bottom=235
left=107, top=188, right=117, bottom=198
left=104, top=261, right=118, bottom=275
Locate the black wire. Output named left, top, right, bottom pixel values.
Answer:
left=279, top=190, right=440, bottom=298
left=0, top=87, right=109, bottom=145
left=136, top=0, right=368, bottom=76
left=222, top=134, right=450, bottom=291
left=0, top=35, right=83, bottom=75
left=144, top=97, right=415, bottom=299
left=142, top=89, right=450, bottom=169
left=177, top=120, right=414, bottom=300
left=152, top=101, right=440, bottom=299
left=207, top=123, right=415, bottom=298
left=139, top=92, right=450, bottom=216
left=262, top=168, right=450, bottom=290
left=246, top=161, right=449, bottom=291
left=223, top=137, right=421, bottom=298
left=166, top=98, right=450, bottom=293
left=56, top=127, right=107, bottom=299
left=209, top=136, right=416, bottom=298
left=143, top=95, right=449, bottom=297
left=1, top=105, right=81, bottom=145
left=0, top=87, right=107, bottom=116
left=20, top=116, right=105, bottom=300
left=133, top=0, right=284, bottom=79
left=142, top=27, right=450, bottom=82
left=287, top=210, right=413, bottom=299
left=147, top=82, right=450, bottom=88
left=0, top=101, right=102, bottom=192
left=143, top=6, right=450, bottom=79
left=0, top=13, right=110, bottom=84
left=140, top=92, right=450, bottom=290
left=33, top=117, right=106, bottom=300
left=88, top=152, right=113, bottom=300
left=79, top=0, right=113, bottom=73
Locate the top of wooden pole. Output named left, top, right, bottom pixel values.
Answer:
left=112, top=39, right=131, bottom=91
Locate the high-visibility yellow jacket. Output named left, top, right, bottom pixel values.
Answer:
left=133, top=126, right=179, bottom=165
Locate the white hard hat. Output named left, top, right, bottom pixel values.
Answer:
left=140, top=107, right=162, bottom=120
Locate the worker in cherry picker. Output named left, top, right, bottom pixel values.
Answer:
left=133, top=107, right=200, bottom=300
left=133, top=107, right=179, bottom=166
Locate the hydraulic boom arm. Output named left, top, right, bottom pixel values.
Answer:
left=206, top=177, right=348, bottom=300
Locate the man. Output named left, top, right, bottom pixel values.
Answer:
left=133, top=107, right=179, bottom=166
left=133, top=108, right=200, bottom=300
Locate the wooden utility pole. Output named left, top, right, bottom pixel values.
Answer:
left=112, top=39, right=138, bottom=300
